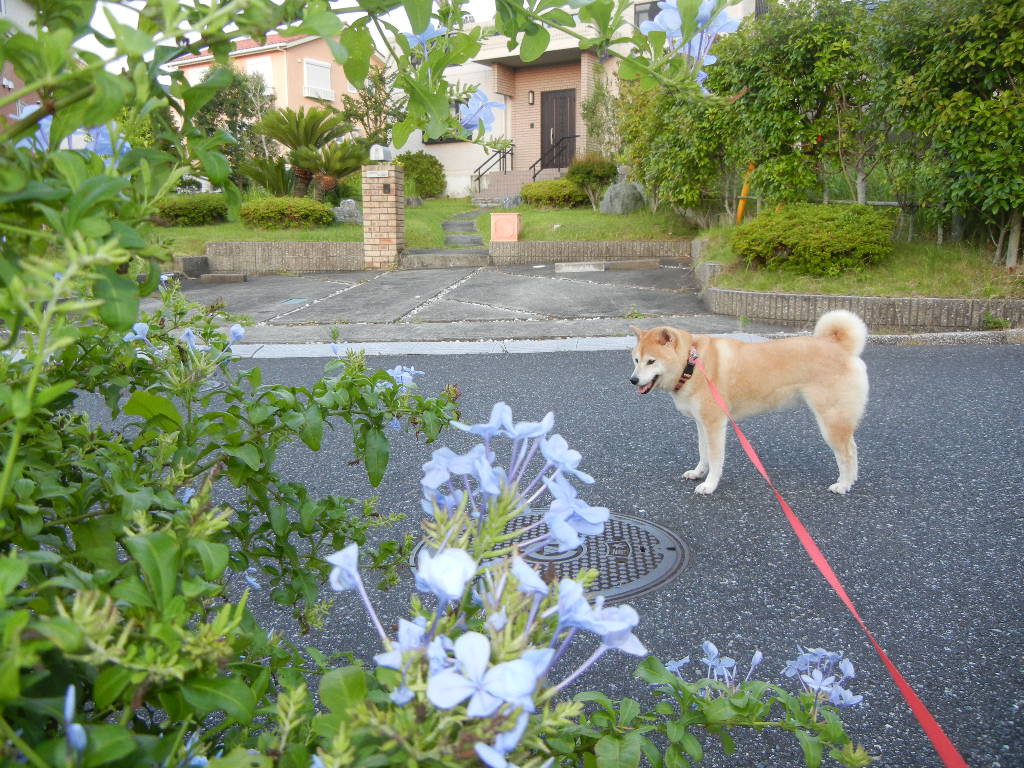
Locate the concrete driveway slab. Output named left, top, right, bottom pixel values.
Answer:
left=268, top=268, right=477, bottom=324
left=450, top=269, right=707, bottom=318
left=494, top=264, right=700, bottom=292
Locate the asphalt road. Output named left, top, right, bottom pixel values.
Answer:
left=218, top=343, right=1024, bottom=768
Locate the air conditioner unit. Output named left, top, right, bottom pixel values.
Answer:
left=303, top=86, right=336, bottom=101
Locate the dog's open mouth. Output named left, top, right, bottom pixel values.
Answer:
left=637, top=375, right=659, bottom=395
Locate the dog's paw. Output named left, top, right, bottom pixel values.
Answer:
left=694, top=481, right=718, bottom=495
left=828, top=482, right=851, bottom=495
left=683, top=468, right=707, bottom=481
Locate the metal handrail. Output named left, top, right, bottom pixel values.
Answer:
left=530, top=134, right=578, bottom=181
left=471, top=146, right=514, bottom=193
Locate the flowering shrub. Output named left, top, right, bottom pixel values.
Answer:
left=197, top=404, right=869, bottom=768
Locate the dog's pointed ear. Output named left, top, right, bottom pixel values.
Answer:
left=657, top=327, right=675, bottom=346
left=629, top=324, right=644, bottom=340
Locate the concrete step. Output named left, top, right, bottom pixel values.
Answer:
left=554, top=259, right=662, bottom=273
left=199, top=272, right=248, bottom=283
left=444, top=233, right=484, bottom=247
left=401, top=249, right=489, bottom=268
left=442, top=220, right=479, bottom=233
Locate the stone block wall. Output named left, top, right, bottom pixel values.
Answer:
left=362, top=163, right=404, bottom=269
left=489, top=240, right=690, bottom=266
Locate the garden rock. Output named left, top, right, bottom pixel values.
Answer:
left=501, top=194, right=523, bottom=208
left=405, top=196, right=423, bottom=208
left=599, top=181, right=646, bottom=215
left=333, top=199, right=363, bottom=224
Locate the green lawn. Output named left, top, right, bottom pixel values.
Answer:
left=701, top=227, right=1024, bottom=299
left=151, top=198, right=479, bottom=257
left=482, top=205, right=696, bottom=243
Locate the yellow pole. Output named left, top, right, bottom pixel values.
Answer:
left=736, top=162, right=756, bottom=225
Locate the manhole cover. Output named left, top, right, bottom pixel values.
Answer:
left=411, top=513, right=690, bottom=603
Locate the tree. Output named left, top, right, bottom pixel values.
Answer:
left=872, top=0, right=1024, bottom=265
left=341, top=63, right=407, bottom=146
left=255, top=106, right=351, bottom=197
left=194, top=63, right=276, bottom=181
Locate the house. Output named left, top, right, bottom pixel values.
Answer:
left=399, top=0, right=757, bottom=200
left=0, top=0, right=35, bottom=123
left=166, top=34, right=381, bottom=124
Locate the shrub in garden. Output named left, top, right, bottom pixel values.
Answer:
left=521, top=178, right=589, bottom=208
left=240, top=196, right=336, bottom=229
left=153, top=192, right=228, bottom=225
left=396, top=150, right=447, bottom=198
left=731, top=203, right=896, bottom=277
left=566, top=154, right=618, bottom=210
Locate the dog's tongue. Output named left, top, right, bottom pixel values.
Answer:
left=638, top=381, right=654, bottom=395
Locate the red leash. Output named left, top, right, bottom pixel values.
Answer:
left=693, top=356, right=968, bottom=768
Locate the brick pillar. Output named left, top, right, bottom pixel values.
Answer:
left=362, top=164, right=405, bottom=269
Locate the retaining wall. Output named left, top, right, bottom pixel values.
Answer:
left=196, top=241, right=364, bottom=274
left=489, top=240, right=690, bottom=265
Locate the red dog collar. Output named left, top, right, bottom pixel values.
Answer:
left=674, top=347, right=700, bottom=391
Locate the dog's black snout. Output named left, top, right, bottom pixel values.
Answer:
left=629, top=375, right=639, bottom=385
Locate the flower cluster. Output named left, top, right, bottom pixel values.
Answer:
left=639, top=0, right=741, bottom=84
left=323, top=403, right=644, bottom=768
left=783, top=645, right=863, bottom=708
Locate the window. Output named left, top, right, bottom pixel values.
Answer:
left=634, top=1, right=659, bottom=27
left=184, top=65, right=209, bottom=85
left=245, top=56, right=274, bottom=95
left=303, top=59, right=335, bottom=101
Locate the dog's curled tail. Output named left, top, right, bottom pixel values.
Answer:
left=814, top=310, right=867, bottom=357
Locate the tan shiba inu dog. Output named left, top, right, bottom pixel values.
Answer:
left=629, top=310, right=869, bottom=495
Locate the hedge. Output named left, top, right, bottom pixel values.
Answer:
left=520, top=178, right=588, bottom=208
left=153, top=193, right=227, bottom=226
left=239, top=196, right=336, bottom=229
left=730, top=203, right=896, bottom=276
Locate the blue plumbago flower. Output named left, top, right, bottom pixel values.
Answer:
left=503, top=411, right=554, bottom=441
left=420, top=487, right=465, bottom=516
left=511, top=557, right=548, bottom=597
left=493, top=710, right=531, bottom=755
left=427, top=635, right=455, bottom=675
left=554, top=578, right=593, bottom=630
left=64, top=684, right=75, bottom=725
left=405, top=22, right=447, bottom=49
left=384, top=365, right=424, bottom=394
left=310, top=756, right=327, bottom=768
left=545, top=491, right=609, bottom=538
left=585, top=600, right=646, bottom=656
left=459, top=90, right=504, bottom=133
left=487, top=608, right=508, bottom=632
left=388, top=418, right=402, bottom=432
left=229, top=324, right=245, bottom=344
left=426, top=632, right=541, bottom=716
left=160, top=272, right=174, bottom=285
left=640, top=0, right=740, bottom=85
left=801, top=668, right=836, bottom=694
left=667, top=657, right=691, bottom=675
left=374, top=618, right=428, bottom=670
left=243, top=567, right=262, bottom=590
left=838, top=658, right=856, bottom=682
left=326, top=543, right=360, bottom=592
left=64, top=685, right=87, bottom=753
left=539, top=434, right=594, bottom=483
left=521, top=647, right=555, bottom=679
left=745, top=649, right=764, bottom=681
left=452, top=402, right=513, bottom=444
left=330, top=342, right=342, bottom=357
left=475, top=742, right=517, bottom=768
left=181, top=328, right=198, bottom=349
left=390, top=685, right=415, bottom=706
left=188, top=758, right=209, bottom=767
left=701, top=640, right=736, bottom=680
left=123, top=322, right=150, bottom=343
left=415, top=547, right=477, bottom=604
left=829, top=685, right=864, bottom=707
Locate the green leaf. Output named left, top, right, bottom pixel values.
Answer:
left=190, top=540, right=230, bottom=581
left=93, top=666, right=134, bottom=709
left=678, top=731, right=703, bottom=763
left=36, top=379, right=76, bottom=407
left=93, top=267, right=139, bottom=332
left=618, top=697, right=640, bottom=726
left=364, top=428, right=389, bottom=487
left=124, top=390, right=182, bottom=432
left=796, top=730, right=823, bottom=768
left=83, top=723, right=137, bottom=767
left=300, top=410, right=324, bottom=451
left=206, top=747, right=274, bottom=768
left=319, top=666, right=366, bottom=714
left=110, top=576, right=154, bottom=609
left=664, top=745, right=690, bottom=768
left=403, top=0, right=433, bottom=34
left=124, top=532, right=179, bottom=611
left=595, top=735, right=641, bottom=768
left=182, top=676, right=257, bottom=724
left=0, top=556, right=28, bottom=598
left=520, top=26, right=550, bottom=62
left=223, top=444, right=261, bottom=470
left=340, top=24, right=374, bottom=87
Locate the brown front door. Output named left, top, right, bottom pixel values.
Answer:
left=540, top=89, right=576, bottom=169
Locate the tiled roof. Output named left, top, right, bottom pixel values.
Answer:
left=172, top=34, right=312, bottom=64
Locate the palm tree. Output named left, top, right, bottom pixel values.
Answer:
left=293, top=141, right=368, bottom=199
left=255, top=106, right=351, bottom=197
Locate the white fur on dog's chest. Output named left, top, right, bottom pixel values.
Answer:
left=670, top=390, right=699, bottom=417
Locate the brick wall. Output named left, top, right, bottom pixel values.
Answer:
left=490, top=240, right=691, bottom=265
left=362, top=164, right=404, bottom=269
left=493, top=64, right=515, bottom=97
left=198, top=242, right=363, bottom=273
